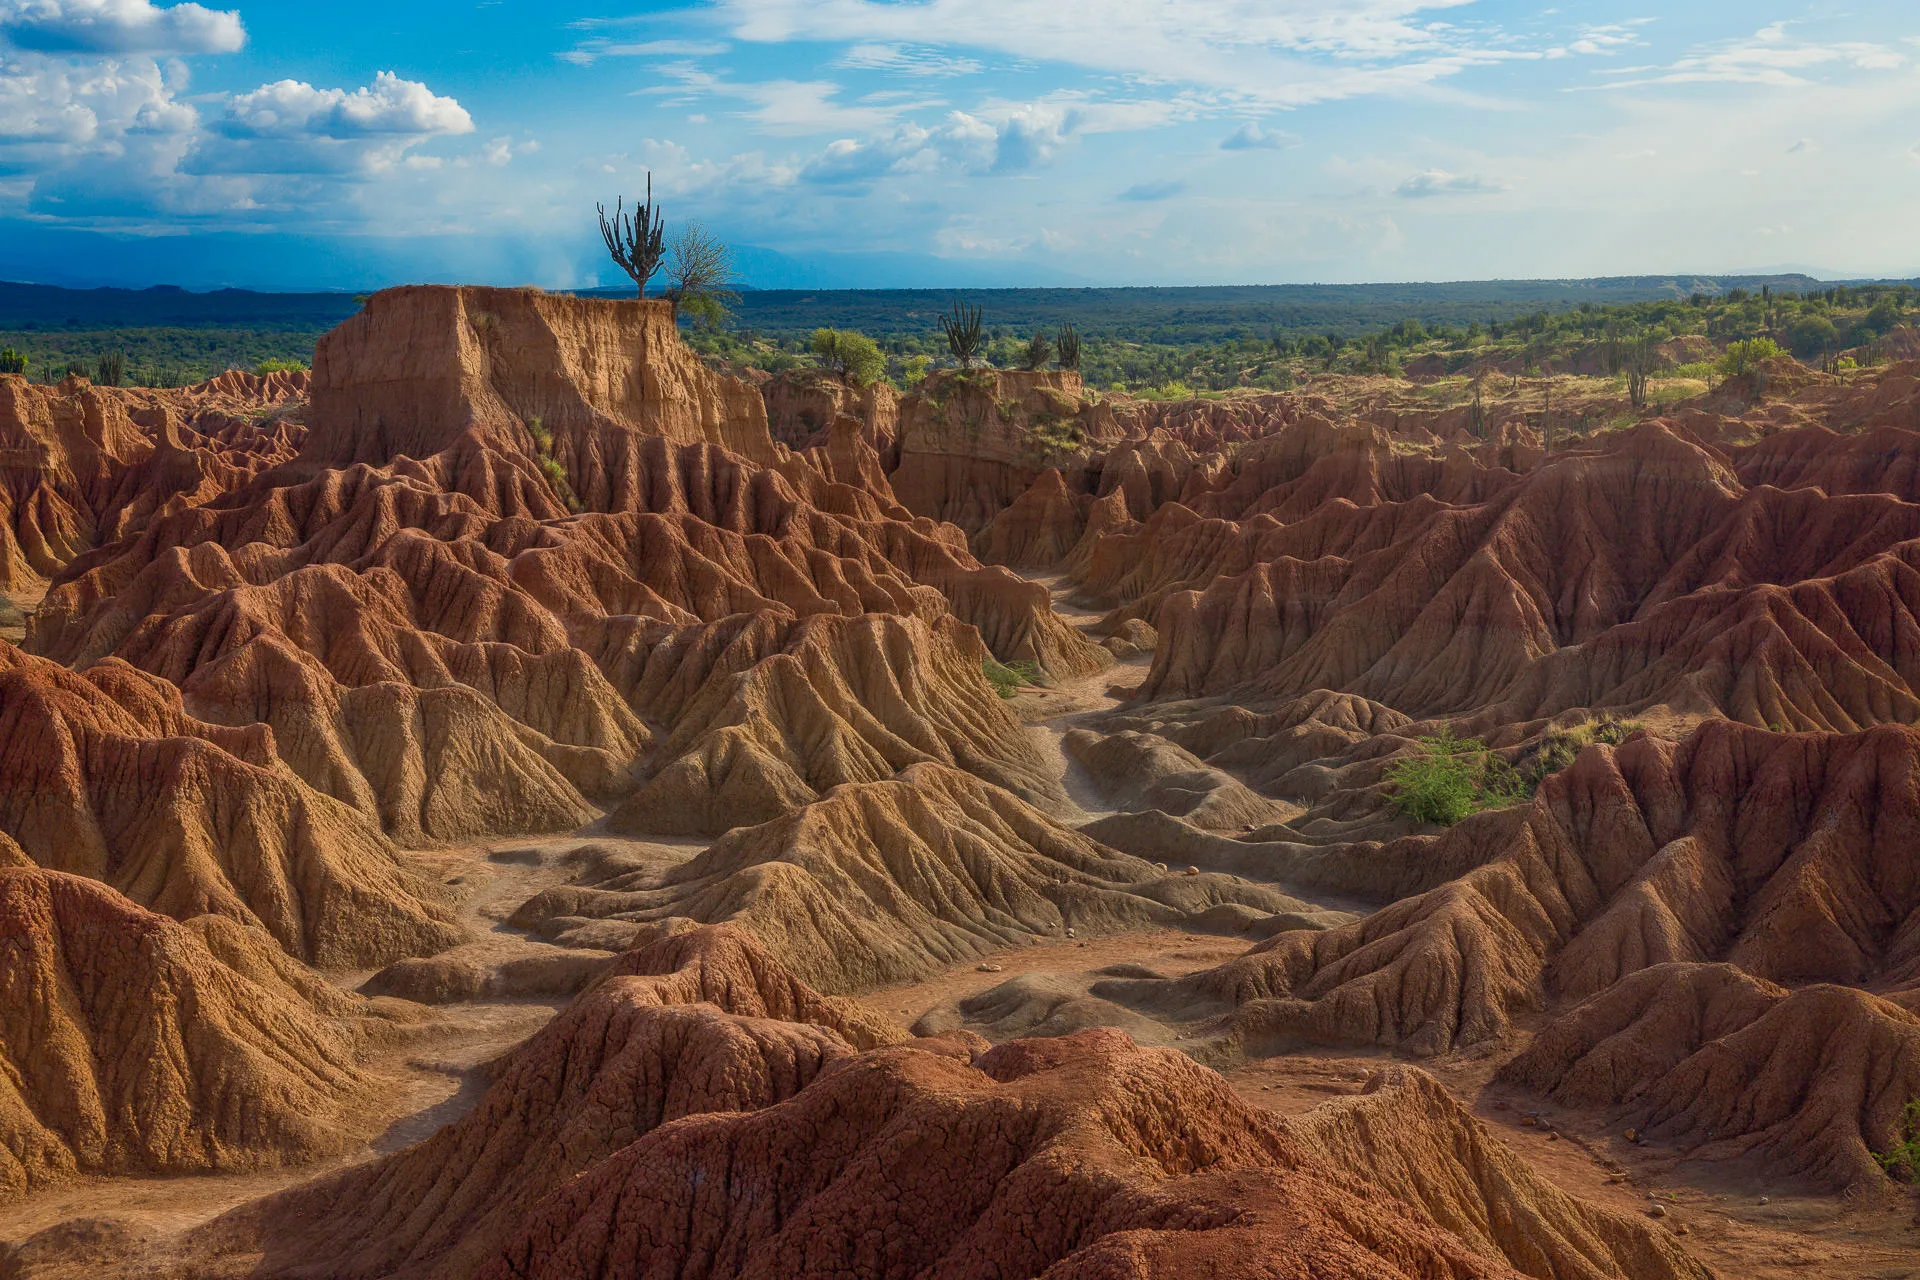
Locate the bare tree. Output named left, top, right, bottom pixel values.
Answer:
left=661, top=221, right=739, bottom=327
left=597, top=173, right=666, bottom=297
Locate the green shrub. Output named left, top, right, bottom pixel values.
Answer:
left=1878, top=1098, right=1920, bottom=1181
left=1385, top=729, right=1534, bottom=826
left=255, top=357, right=309, bottom=375
left=982, top=657, right=1042, bottom=699
left=810, top=328, right=886, bottom=385
left=538, top=454, right=583, bottom=512
left=0, top=348, right=24, bottom=375
left=95, top=351, right=126, bottom=386
left=1717, top=337, right=1785, bottom=378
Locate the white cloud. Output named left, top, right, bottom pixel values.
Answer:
left=644, top=62, right=932, bottom=133
left=1221, top=121, right=1299, bottom=150
left=717, top=0, right=1529, bottom=109
left=0, top=49, right=189, bottom=151
left=793, top=95, right=1179, bottom=186
left=1118, top=178, right=1184, bottom=201
left=836, top=42, right=982, bottom=76
left=0, top=0, right=243, bottom=55
left=218, top=72, right=472, bottom=139
left=1588, top=24, right=1905, bottom=89
left=559, top=38, right=728, bottom=67
left=1561, top=21, right=1650, bottom=58
left=1395, top=168, right=1507, bottom=197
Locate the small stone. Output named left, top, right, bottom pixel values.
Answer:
left=1546, top=1131, right=1559, bottom=1141
left=1183, top=865, right=1200, bottom=877
left=976, top=963, right=1003, bottom=973
left=1064, top=927, right=1077, bottom=939
left=1647, top=1205, right=1668, bottom=1219
left=1758, top=1196, right=1769, bottom=1206
left=1520, top=1116, right=1537, bottom=1128
left=1674, top=1224, right=1690, bottom=1236
left=1623, top=1127, right=1639, bottom=1143
left=1605, top=1175, right=1626, bottom=1185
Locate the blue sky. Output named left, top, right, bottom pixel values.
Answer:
left=2, top=0, right=1918, bottom=289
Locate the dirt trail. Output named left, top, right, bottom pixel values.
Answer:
left=1013, top=571, right=1148, bottom=823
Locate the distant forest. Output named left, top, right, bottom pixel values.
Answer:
left=1, top=273, right=1911, bottom=389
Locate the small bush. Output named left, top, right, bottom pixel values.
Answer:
left=538, top=455, right=583, bottom=512
left=1717, top=337, right=1784, bottom=378
left=1878, top=1098, right=1920, bottom=1181
left=1385, top=729, right=1533, bottom=826
left=982, top=657, right=1042, bottom=699
left=0, top=348, right=25, bottom=375
left=255, top=357, right=308, bottom=375
left=810, top=328, right=886, bottom=386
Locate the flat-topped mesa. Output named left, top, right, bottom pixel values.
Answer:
left=305, top=286, right=776, bottom=472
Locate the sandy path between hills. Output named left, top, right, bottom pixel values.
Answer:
left=1009, top=571, right=1144, bottom=824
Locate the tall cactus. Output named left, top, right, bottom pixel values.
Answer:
left=1055, top=322, right=1081, bottom=371
left=597, top=172, right=667, bottom=297
left=939, top=299, right=985, bottom=366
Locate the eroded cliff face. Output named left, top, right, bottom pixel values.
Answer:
left=306, top=286, right=775, bottom=470
left=890, top=369, right=1102, bottom=534
left=0, top=373, right=303, bottom=592
left=763, top=368, right=898, bottom=455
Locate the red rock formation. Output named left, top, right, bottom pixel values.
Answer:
left=0, top=640, right=458, bottom=966
left=25, top=292, right=1106, bottom=845
left=0, top=373, right=299, bottom=591
left=535, top=761, right=1298, bottom=992
left=1502, top=962, right=1920, bottom=1190
left=1106, top=720, right=1920, bottom=1187
left=304, top=286, right=774, bottom=473
left=182, top=926, right=897, bottom=1280
left=473, top=1029, right=1700, bottom=1280
left=0, top=856, right=404, bottom=1199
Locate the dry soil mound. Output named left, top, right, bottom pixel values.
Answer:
left=0, top=857, right=396, bottom=1200
left=183, top=925, right=896, bottom=1280
left=522, top=761, right=1302, bottom=992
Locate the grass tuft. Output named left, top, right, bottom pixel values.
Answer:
left=982, top=657, right=1043, bottom=699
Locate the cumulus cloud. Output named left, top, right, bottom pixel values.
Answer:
left=1220, top=122, right=1299, bottom=150
left=177, top=72, right=472, bottom=181
left=0, top=0, right=243, bottom=55
left=1395, top=168, right=1507, bottom=198
left=0, top=51, right=193, bottom=152
left=796, top=98, right=1111, bottom=186
left=1118, top=178, right=1184, bottom=201
left=218, top=72, right=472, bottom=139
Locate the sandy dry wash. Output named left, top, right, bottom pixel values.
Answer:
left=2, top=288, right=1920, bottom=1277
